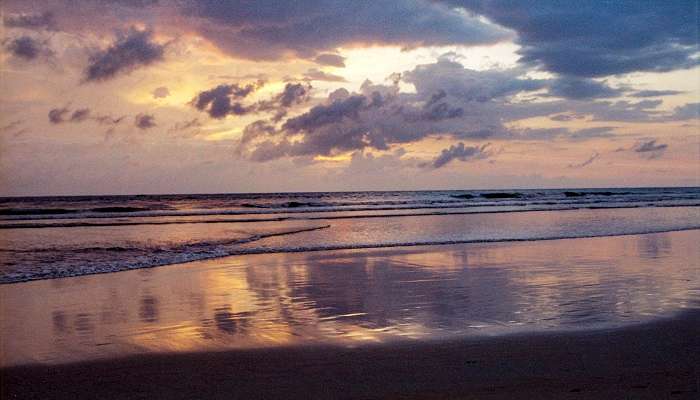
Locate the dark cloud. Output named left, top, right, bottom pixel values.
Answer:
left=314, top=53, right=346, bottom=67
left=547, top=77, right=621, bottom=100
left=84, top=28, right=165, bottom=82
left=275, top=83, right=311, bottom=108
left=70, top=108, right=91, bottom=122
left=191, top=82, right=263, bottom=119
left=667, top=102, right=699, bottom=120
left=152, top=86, right=170, bottom=99
left=239, top=120, right=278, bottom=149
left=0, top=119, right=27, bottom=137
left=574, top=99, right=663, bottom=122
left=94, top=114, right=126, bottom=125
left=4, top=36, right=48, bottom=60
left=569, top=127, right=616, bottom=141
left=50, top=106, right=128, bottom=127
left=446, top=1, right=699, bottom=77
left=170, top=118, right=202, bottom=131
left=48, top=107, right=70, bottom=124
left=282, top=94, right=372, bottom=133
left=403, top=59, right=547, bottom=103
left=635, top=140, right=668, bottom=153
left=633, top=139, right=668, bottom=160
left=3, top=12, right=55, bottom=30
left=631, top=90, right=685, bottom=98
left=403, top=90, right=464, bottom=122
left=184, top=0, right=510, bottom=60
left=568, top=152, right=599, bottom=169
left=549, top=113, right=585, bottom=122
left=302, top=69, right=347, bottom=82
left=168, top=118, right=202, bottom=137
left=429, top=142, right=490, bottom=168
left=134, top=113, right=156, bottom=129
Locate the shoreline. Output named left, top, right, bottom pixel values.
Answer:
left=3, top=309, right=699, bottom=399
left=3, top=227, right=699, bottom=285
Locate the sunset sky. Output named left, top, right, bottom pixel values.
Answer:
left=0, top=0, right=698, bottom=196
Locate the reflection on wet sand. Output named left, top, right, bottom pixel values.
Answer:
left=1, top=230, right=698, bottom=366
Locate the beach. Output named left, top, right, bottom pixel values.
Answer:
left=3, top=310, right=699, bottom=399
left=2, top=0, right=699, bottom=396
left=2, top=229, right=699, bottom=398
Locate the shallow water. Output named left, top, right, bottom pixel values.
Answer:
left=2, top=206, right=699, bottom=282
left=1, top=230, right=698, bottom=367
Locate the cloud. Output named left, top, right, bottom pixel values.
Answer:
left=667, top=102, right=699, bottom=120
left=152, top=86, right=170, bottom=99
left=573, top=99, right=664, bottom=122
left=168, top=118, right=203, bottom=137
left=183, top=0, right=510, bottom=60
left=190, top=82, right=263, bottom=119
left=568, top=151, right=599, bottom=168
left=134, top=113, right=156, bottom=129
left=631, top=90, right=684, bottom=98
left=302, top=68, right=347, bottom=82
left=547, top=77, right=621, bottom=100
left=70, top=108, right=91, bottom=122
left=446, top=1, right=699, bottom=77
left=281, top=93, right=376, bottom=134
left=4, top=36, right=50, bottom=61
left=49, top=106, right=129, bottom=126
left=48, top=107, right=70, bottom=124
left=94, top=114, right=126, bottom=125
left=84, top=28, right=165, bottom=82
left=568, top=127, right=616, bottom=141
left=314, top=53, right=346, bottom=67
left=549, top=113, right=585, bottom=122
left=428, top=142, right=491, bottom=168
left=626, top=139, right=669, bottom=160
left=635, top=140, right=668, bottom=153
left=403, top=59, right=547, bottom=103
left=3, top=12, right=55, bottom=30
left=0, top=119, right=27, bottom=137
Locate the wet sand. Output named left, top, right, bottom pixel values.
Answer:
left=3, top=310, right=699, bottom=399
left=1, top=231, right=699, bottom=398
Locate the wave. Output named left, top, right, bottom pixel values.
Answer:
left=0, top=225, right=330, bottom=283
left=2, top=202, right=699, bottom=230
left=3, top=188, right=698, bottom=221
left=2, top=226, right=698, bottom=284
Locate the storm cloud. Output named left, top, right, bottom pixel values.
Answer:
left=84, top=28, right=165, bottom=82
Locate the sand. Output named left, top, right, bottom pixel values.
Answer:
left=2, top=231, right=699, bottom=399
left=2, top=310, right=699, bottom=399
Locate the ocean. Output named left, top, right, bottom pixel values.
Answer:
left=1, top=187, right=699, bottom=284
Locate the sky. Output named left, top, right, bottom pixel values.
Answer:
left=0, top=0, right=698, bottom=196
